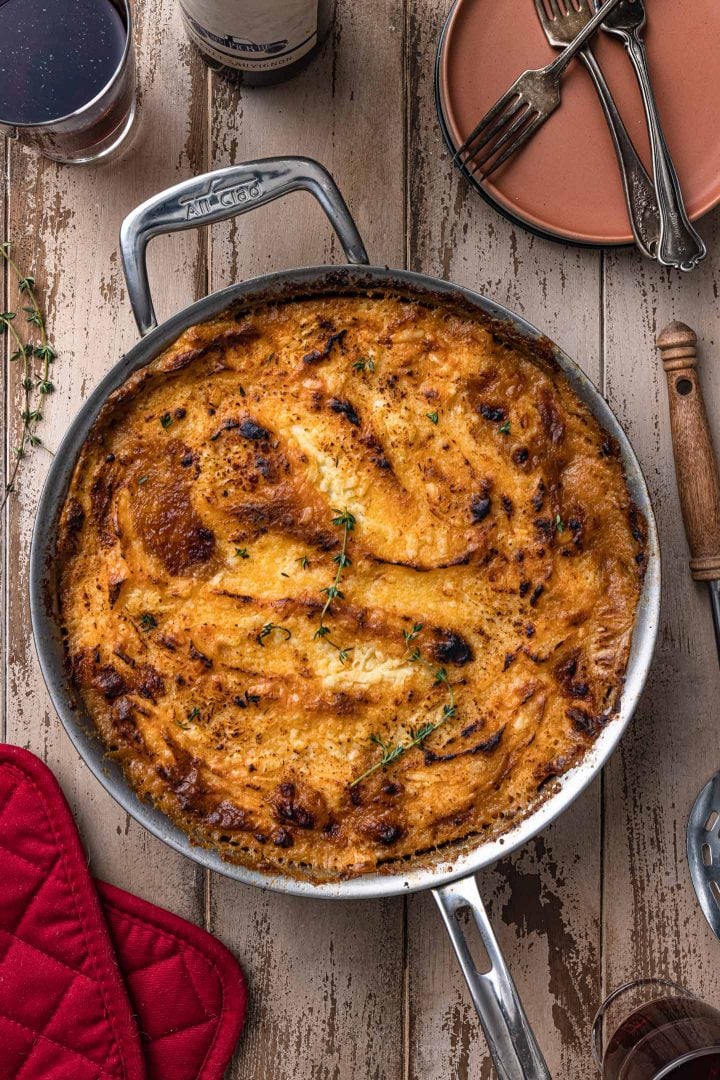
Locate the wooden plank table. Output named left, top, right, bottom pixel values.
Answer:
left=2, top=1, right=719, bottom=1076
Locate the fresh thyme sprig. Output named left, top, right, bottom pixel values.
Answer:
left=349, top=623, right=458, bottom=787
left=256, top=621, right=292, bottom=646
left=314, top=508, right=355, bottom=664
left=0, top=242, right=57, bottom=509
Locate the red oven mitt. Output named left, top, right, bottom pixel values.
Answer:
left=0, top=745, right=247, bottom=1080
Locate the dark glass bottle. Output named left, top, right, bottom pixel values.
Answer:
left=178, top=0, right=333, bottom=86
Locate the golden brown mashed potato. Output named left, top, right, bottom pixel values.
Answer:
left=57, top=294, right=645, bottom=880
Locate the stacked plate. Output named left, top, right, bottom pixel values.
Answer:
left=436, top=0, right=720, bottom=247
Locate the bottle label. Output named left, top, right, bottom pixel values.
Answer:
left=179, top=0, right=319, bottom=72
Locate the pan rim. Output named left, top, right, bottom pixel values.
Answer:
left=29, top=263, right=661, bottom=900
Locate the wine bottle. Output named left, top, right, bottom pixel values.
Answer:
left=178, top=0, right=333, bottom=86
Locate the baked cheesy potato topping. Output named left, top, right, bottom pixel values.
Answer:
left=57, top=295, right=646, bottom=880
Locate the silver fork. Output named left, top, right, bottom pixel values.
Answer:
left=535, top=0, right=659, bottom=259
left=601, top=0, right=706, bottom=271
left=455, top=0, right=626, bottom=179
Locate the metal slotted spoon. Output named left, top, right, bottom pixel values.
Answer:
left=688, top=776, right=720, bottom=940
left=656, top=322, right=720, bottom=942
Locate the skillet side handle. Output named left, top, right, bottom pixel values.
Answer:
left=119, top=156, right=369, bottom=336
left=433, top=877, right=551, bottom=1080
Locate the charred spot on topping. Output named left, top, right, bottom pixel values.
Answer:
left=629, top=503, right=648, bottom=546
left=269, top=781, right=318, bottom=830
left=254, top=832, right=267, bottom=844
left=239, top=418, right=271, bottom=442
left=360, top=814, right=403, bottom=845
left=70, top=653, right=129, bottom=700
left=174, top=407, right=187, bottom=420
left=189, top=641, right=213, bottom=669
left=432, top=629, right=474, bottom=666
left=425, top=725, right=505, bottom=764
left=210, top=418, right=240, bottom=441
left=535, top=754, right=574, bottom=789
left=109, top=697, right=146, bottom=749
left=478, top=404, right=506, bottom=422
left=503, top=652, right=516, bottom=671
left=554, top=653, right=577, bottom=682
left=567, top=707, right=604, bottom=737
left=519, top=580, right=530, bottom=598
left=323, top=822, right=341, bottom=840
left=113, top=649, right=135, bottom=669
left=205, top=801, right=251, bottom=831
left=302, top=329, right=347, bottom=365
left=90, top=471, right=117, bottom=547
left=272, top=828, right=294, bottom=848
left=501, top=494, right=514, bottom=515
left=534, top=518, right=553, bottom=541
left=525, top=622, right=535, bottom=637
left=531, top=480, right=546, bottom=511
left=136, top=664, right=165, bottom=702
left=538, top=389, right=566, bottom=445
left=601, top=436, right=620, bottom=458
left=180, top=451, right=196, bottom=468
left=471, top=495, right=491, bottom=523
left=156, top=633, right=178, bottom=652
left=382, top=782, right=403, bottom=796
left=329, top=397, right=361, bottom=426
left=108, top=574, right=125, bottom=607
left=513, top=447, right=529, bottom=466
left=59, top=497, right=85, bottom=554
left=529, top=584, right=544, bottom=607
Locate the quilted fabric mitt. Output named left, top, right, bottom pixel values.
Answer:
left=0, top=745, right=247, bottom=1080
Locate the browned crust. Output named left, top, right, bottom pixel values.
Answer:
left=56, top=294, right=646, bottom=881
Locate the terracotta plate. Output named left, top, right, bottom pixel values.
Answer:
left=437, top=0, right=720, bottom=246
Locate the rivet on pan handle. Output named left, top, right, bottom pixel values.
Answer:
left=119, top=156, right=370, bottom=337
left=433, top=876, right=551, bottom=1079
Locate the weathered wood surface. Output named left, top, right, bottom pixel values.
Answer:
left=2, top=0, right=719, bottom=1077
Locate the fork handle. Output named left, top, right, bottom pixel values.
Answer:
left=656, top=321, right=720, bottom=580
left=623, top=31, right=706, bottom=272
left=579, top=46, right=659, bottom=258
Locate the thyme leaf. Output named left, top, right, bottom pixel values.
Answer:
left=315, top=508, right=355, bottom=663
left=349, top=624, right=459, bottom=786
left=0, top=244, right=57, bottom=508
left=256, top=621, right=292, bottom=646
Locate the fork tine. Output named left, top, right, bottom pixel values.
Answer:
left=534, top=0, right=553, bottom=24
left=453, top=87, right=520, bottom=163
left=457, top=96, right=526, bottom=163
left=476, top=112, right=544, bottom=180
left=546, top=0, right=562, bottom=18
left=464, top=103, right=533, bottom=175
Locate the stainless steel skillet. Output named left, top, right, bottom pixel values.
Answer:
left=29, top=157, right=660, bottom=1079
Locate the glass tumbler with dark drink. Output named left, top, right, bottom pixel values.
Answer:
left=593, top=979, right=720, bottom=1079
left=0, top=0, right=136, bottom=164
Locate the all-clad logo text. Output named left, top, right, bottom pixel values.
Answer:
left=180, top=178, right=263, bottom=220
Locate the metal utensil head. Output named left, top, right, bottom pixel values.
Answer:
left=687, top=772, right=720, bottom=940
left=535, top=0, right=595, bottom=48
left=599, top=0, right=646, bottom=35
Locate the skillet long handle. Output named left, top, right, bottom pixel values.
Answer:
left=119, top=157, right=369, bottom=336
left=656, top=321, right=720, bottom=581
left=433, top=877, right=551, bottom=1079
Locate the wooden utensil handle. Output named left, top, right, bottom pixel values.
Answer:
left=657, top=321, right=720, bottom=580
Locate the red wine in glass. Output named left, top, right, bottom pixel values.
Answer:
left=0, top=0, right=136, bottom=163
left=595, top=983, right=720, bottom=1080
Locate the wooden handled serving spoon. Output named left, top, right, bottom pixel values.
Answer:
left=657, top=321, right=720, bottom=940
